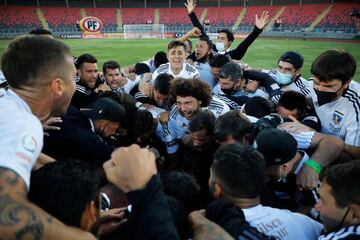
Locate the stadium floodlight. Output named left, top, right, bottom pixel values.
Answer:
left=123, top=24, right=165, bottom=39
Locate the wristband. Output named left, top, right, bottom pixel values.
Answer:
left=304, top=159, right=322, bottom=174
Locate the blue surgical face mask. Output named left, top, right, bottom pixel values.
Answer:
left=216, top=42, right=225, bottom=52
left=275, top=71, right=292, bottom=85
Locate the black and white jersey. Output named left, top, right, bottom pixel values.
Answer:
left=162, top=96, right=229, bottom=154
left=151, top=63, right=200, bottom=84
left=71, top=75, right=105, bottom=109
left=309, top=80, right=360, bottom=147
left=265, top=69, right=311, bottom=96
left=319, top=225, right=360, bottom=240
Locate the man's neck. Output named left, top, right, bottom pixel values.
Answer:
left=225, top=195, right=260, bottom=209
left=171, top=65, right=183, bottom=76
left=12, top=87, right=51, bottom=123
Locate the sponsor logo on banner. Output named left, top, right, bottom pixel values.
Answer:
left=80, top=17, right=103, bottom=33
left=82, top=34, right=105, bottom=39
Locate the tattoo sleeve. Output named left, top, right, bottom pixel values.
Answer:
left=0, top=168, right=44, bottom=240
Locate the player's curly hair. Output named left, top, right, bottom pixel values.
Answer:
left=169, top=78, right=212, bottom=107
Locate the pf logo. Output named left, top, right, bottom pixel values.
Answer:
left=80, top=17, right=103, bottom=33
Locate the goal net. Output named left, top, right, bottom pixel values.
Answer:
left=123, top=24, right=165, bottom=39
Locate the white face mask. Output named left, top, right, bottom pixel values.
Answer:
left=275, top=71, right=292, bottom=85
left=215, top=42, right=225, bottom=52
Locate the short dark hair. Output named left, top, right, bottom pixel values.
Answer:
left=76, top=53, right=97, bottom=69
left=162, top=171, right=201, bottom=211
left=311, top=49, right=356, bottom=84
left=154, top=51, right=168, bottom=68
left=244, top=97, right=272, bottom=119
left=1, top=35, right=71, bottom=89
left=219, top=62, right=243, bottom=82
left=168, top=40, right=186, bottom=51
left=199, top=36, right=213, bottom=50
left=278, top=90, right=306, bottom=113
left=29, top=28, right=53, bottom=36
left=321, top=160, right=360, bottom=208
left=103, top=60, right=120, bottom=74
left=212, top=144, right=266, bottom=198
left=134, top=109, right=154, bottom=140
left=279, top=51, right=304, bottom=70
left=134, top=62, right=151, bottom=75
left=209, top=54, right=231, bottom=68
left=154, top=73, right=173, bottom=95
left=170, top=78, right=212, bottom=107
left=214, top=110, right=252, bottom=142
left=219, top=29, right=234, bottom=43
left=189, top=110, right=216, bottom=137
left=29, top=160, right=100, bottom=228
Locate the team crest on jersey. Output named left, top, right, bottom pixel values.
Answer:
left=332, top=111, right=343, bottom=126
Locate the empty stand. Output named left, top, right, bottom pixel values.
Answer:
left=279, top=4, right=327, bottom=29
left=206, top=6, right=242, bottom=28
left=0, top=6, right=41, bottom=29
left=318, top=2, right=358, bottom=29
left=41, top=7, right=81, bottom=28
left=122, top=8, right=155, bottom=25
left=84, top=7, right=117, bottom=28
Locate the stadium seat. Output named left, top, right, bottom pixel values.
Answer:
left=122, top=8, right=155, bottom=25
left=279, top=4, right=327, bottom=29
left=318, top=2, right=358, bottom=29
left=206, top=6, right=242, bottom=28
left=84, top=8, right=117, bottom=29
left=42, top=7, right=82, bottom=29
left=0, top=6, right=41, bottom=29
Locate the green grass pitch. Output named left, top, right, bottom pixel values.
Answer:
left=0, top=37, right=359, bottom=81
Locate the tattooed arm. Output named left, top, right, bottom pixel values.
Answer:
left=0, top=167, right=96, bottom=240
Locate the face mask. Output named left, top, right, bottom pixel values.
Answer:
left=275, top=71, right=292, bottom=85
left=215, top=42, right=225, bottom=52
left=314, top=88, right=339, bottom=106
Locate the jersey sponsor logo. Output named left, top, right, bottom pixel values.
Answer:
left=332, top=110, right=343, bottom=126
left=22, top=135, right=37, bottom=153
left=16, top=135, right=38, bottom=164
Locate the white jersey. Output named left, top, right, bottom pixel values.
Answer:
left=151, top=62, right=200, bottom=84
left=142, top=57, right=157, bottom=73
left=212, top=83, right=269, bottom=99
left=162, top=96, right=229, bottom=154
left=114, top=75, right=142, bottom=94
left=0, top=70, right=6, bottom=84
left=243, top=204, right=322, bottom=240
left=194, top=61, right=216, bottom=88
left=265, top=69, right=311, bottom=96
left=309, top=80, right=360, bottom=147
left=0, top=89, right=43, bottom=189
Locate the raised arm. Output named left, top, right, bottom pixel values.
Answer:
left=185, top=0, right=209, bottom=39
left=229, top=11, right=269, bottom=60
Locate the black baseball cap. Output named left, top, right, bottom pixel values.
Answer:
left=88, top=98, right=126, bottom=123
left=254, top=128, right=298, bottom=166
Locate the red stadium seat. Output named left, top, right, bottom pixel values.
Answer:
left=0, top=6, right=41, bottom=29
left=122, top=8, right=155, bottom=25
left=41, top=7, right=82, bottom=28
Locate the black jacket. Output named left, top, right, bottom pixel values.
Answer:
left=188, top=12, right=263, bottom=60
left=126, top=175, right=180, bottom=240
left=43, top=105, right=113, bottom=167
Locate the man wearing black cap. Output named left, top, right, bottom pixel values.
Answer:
left=265, top=51, right=311, bottom=96
left=254, top=128, right=319, bottom=210
left=43, top=98, right=126, bottom=167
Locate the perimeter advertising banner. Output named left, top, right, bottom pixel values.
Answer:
left=79, top=16, right=104, bottom=39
